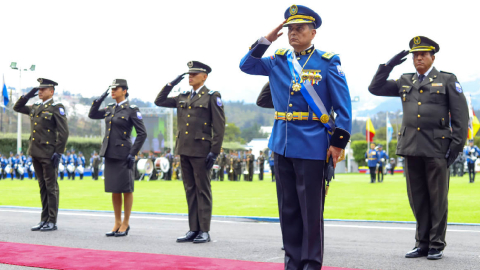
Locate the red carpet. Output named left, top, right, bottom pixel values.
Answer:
left=0, top=241, right=363, bottom=270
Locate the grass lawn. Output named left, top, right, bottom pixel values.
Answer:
left=0, top=173, right=478, bottom=223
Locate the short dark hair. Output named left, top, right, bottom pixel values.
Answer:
left=307, top=23, right=315, bottom=30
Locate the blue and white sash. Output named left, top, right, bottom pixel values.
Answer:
left=286, top=51, right=335, bottom=134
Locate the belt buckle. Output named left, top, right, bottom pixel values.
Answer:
left=286, top=112, right=293, bottom=121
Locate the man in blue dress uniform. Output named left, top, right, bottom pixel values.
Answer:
left=0, top=154, right=7, bottom=180
left=240, top=5, right=352, bottom=269
left=365, top=143, right=379, bottom=183
left=464, top=140, right=480, bottom=183
left=377, top=144, right=388, bottom=182
left=77, top=152, right=86, bottom=180
left=8, top=152, right=17, bottom=180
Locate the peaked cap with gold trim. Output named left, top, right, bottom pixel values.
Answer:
left=186, top=61, right=212, bottom=74
left=283, top=5, right=322, bottom=29
left=37, top=78, right=58, bottom=88
left=409, top=36, right=440, bottom=53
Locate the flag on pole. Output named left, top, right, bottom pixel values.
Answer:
left=366, top=117, right=375, bottom=142
left=2, top=74, right=9, bottom=109
left=386, top=115, right=393, bottom=143
left=466, top=94, right=480, bottom=139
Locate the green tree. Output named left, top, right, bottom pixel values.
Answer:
left=240, top=122, right=268, bottom=143
left=224, top=122, right=245, bottom=143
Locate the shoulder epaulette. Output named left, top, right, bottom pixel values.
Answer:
left=34, top=101, right=42, bottom=105
left=275, top=48, right=289, bottom=56
left=108, top=102, right=115, bottom=106
left=322, top=52, right=336, bottom=60
left=440, top=70, right=454, bottom=75
left=208, top=90, right=217, bottom=95
left=181, top=91, right=190, bottom=95
left=130, top=105, right=138, bottom=109
left=52, top=102, right=63, bottom=107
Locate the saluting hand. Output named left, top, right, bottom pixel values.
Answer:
left=24, top=87, right=39, bottom=100
left=169, top=73, right=186, bottom=87
left=386, top=50, right=410, bottom=68
left=99, top=88, right=110, bottom=101
left=327, top=146, right=343, bottom=169
left=265, top=20, right=287, bottom=43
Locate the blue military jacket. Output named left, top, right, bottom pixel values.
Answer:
left=464, top=145, right=480, bottom=164
left=0, top=157, right=7, bottom=168
left=77, top=156, right=85, bottom=167
left=240, top=42, right=352, bottom=160
left=365, top=149, right=379, bottom=167
left=378, top=150, right=389, bottom=166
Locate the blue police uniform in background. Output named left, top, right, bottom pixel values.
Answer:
left=68, top=152, right=77, bottom=180
left=77, top=153, right=86, bottom=180
left=464, top=141, right=480, bottom=183
left=26, top=156, right=34, bottom=179
left=240, top=5, right=352, bottom=269
left=8, top=153, right=18, bottom=180
left=377, top=145, right=389, bottom=182
left=0, top=154, right=7, bottom=179
left=365, top=147, right=379, bottom=183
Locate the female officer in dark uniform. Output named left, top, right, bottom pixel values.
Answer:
left=88, top=79, right=147, bottom=237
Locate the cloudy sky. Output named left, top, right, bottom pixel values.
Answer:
left=1, top=0, right=478, bottom=109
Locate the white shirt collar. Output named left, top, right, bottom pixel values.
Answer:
left=191, top=84, right=205, bottom=94
left=116, top=99, right=128, bottom=106
left=42, top=98, right=53, bottom=105
left=417, top=65, right=434, bottom=77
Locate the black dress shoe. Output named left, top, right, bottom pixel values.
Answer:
left=177, top=231, right=199, bottom=243
left=114, top=226, right=130, bottom=237
left=427, top=248, right=443, bottom=260
left=40, top=222, right=57, bottom=231
left=31, top=221, right=47, bottom=231
left=405, top=247, right=428, bottom=258
left=193, top=231, right=210, bottom=243
left=105, top=228, right=120, bottom=237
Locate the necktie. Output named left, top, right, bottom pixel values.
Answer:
left=418, top=74, right=425, bottom=82
left=190, top=91, right=196, bottom=100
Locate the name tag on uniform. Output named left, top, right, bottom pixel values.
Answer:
left=432, top=83, right=443, bottom=87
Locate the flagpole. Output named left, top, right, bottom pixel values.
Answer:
left=386, top=113, right=389, bottom=158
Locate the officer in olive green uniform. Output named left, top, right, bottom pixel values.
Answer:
left=155, top=61, right=225, bottom=244
left=216, top=148, right=227, bottom=181
left=246, top=149, right=255, bottom=181
left=258, top=151, right=265, bottom=181
left=14, top=78, right=69, bottom=232
left=368, top=36, right=468, bottom=260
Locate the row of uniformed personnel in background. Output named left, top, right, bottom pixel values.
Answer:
left=213, top=148, right=273, bottom=182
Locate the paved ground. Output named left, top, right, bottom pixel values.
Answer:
left=0, top=208, right=479, bottom=270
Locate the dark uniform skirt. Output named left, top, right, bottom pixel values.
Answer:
left=104, top=157, right=134, bottom=193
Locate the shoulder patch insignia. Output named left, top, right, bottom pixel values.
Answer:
left=108, top=103, right=115, bottom=106
left=275, top=48, right=289, bottom=55
left=59, top=107, right=65, bottom=116
left=322, top=52, right=335, bottom=60
left=130, top=105, right=138, bottom=109
left=455, top=82, right=463, bottom=93
left=208, top=90, right=217, bottom=95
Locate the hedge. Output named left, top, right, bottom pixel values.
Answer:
left=0, top=134, right=102, bottom=158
